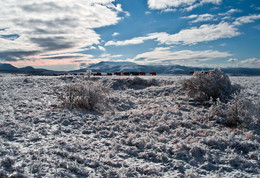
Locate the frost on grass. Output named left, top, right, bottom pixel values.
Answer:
left=209, top=91, right=260, bottom=128
left=53, top=80, right=109, bottom=112
left=0, top=75, right=260, bottom=177
left=181, top=69, right=240, bottom=103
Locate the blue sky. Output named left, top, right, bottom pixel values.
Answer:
left=0, top=0, right=259, bottom=71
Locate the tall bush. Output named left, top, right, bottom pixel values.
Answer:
left=181, top=69, right=240, bottom=102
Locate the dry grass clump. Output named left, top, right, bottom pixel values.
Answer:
left=53, top=81, right=109, bottom=111
left=181, top=69, right=240, bottom=102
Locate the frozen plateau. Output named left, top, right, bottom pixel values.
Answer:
left=0, top=73, right=260, bottom=177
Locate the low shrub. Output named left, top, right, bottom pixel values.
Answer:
left=128, top=77, right=159, bottom=88
left=181, top=69, right=240, bottom=102
left=209, top=91, right=260, bottom=128
left=53, top=81, right=109, bottom=111
left=107, top=77, right=159, bottom=90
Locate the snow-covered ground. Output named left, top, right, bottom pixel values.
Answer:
left=0, top=74, right=259, bottom=177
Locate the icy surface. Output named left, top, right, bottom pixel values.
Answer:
left=0, top=74, right=259, bottom=177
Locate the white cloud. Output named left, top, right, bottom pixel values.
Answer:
left=201, top=0, right=221, bottom=3
left=181, top=14, right=199, bottom=19
left=226, top=58, right=260, bottom=68
left=218, top=9, right=241, bottom=16
left=193, top=14, right=215, bottom=23
left=161, top=8, right=177, bottom=12
left=147, top=0, right=222, bottom=11
left=100, top=53, right=122, bottom=58
left=240, top=58, right=260, bottom=68
left=233, top=14, right=260, bottom=26
left=227, top=58, right=238, bottom=62
left=133, top=47, right=231, bottom=65
left=112, top=32, right=119, bottom=36
left=86, top=46, right=97, bottom=50
left=111, top=54, right=123, bottom=58
left=105, top=22, right=240, bottom=46
left=147, top=0, right=196, bottom=10
left=181, top=13, right=215, bottom=23
left=105, top=33, right=165, bottom=46
left=162, top=22, right=240, bottom=45
left=0, top=0, right=125, bottom=62
left=98, top=46, right=106, bottom=51
left=125, top=11, right=131, bottom=17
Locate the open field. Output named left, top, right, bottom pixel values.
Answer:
left=0, top=74, right=259, bottom=177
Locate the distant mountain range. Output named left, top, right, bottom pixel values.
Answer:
left=1, top=62, right=260, bottom=76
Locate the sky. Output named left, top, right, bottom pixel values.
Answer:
left=0, top=0, right=260, bottom=71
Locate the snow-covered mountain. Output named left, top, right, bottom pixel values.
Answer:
left=72, top=61, right=201, bottom=74
left=73, top=61, right=260, bottom=76
left=86, top=61, right=139, bottom=73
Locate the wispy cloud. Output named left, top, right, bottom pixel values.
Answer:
left=106, top=22, right=240, bottom=46
left=147, top=0, right=196, bottom=10
left=233, top=14, right=260, bottom=26
left=218, top=9, right=241, bottom=16
left=185, top=0, right=222, bottom=11
left=158, top=22, right=240, bottom=45
left=132, top=47, right=231, bottom=65
left=161, top=8, right=177, bottom=13
left=100, top=53, right=123, bottom=58
left=227, top=58, right=238, bottom=62
left=181, top=9, right=242, bottom=24
left=254, top=25, right=260, bottom=30
left=98, top=46, right=106, bottom=51
left=240, top=58, right=260, bottom=67
left=147, top=0, right=222, bottom=11
left=112, top=32, right=119, bottom=36
left=181, top=13, right=215, bottom=23
left=105, top=33, right=164, bottom=46
left=227, top=58, right=260, bottom=68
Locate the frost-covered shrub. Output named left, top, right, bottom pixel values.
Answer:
left=86, top=70, right=92, bottom=80
left=53, top=81, right=109, bottom=111
left=209, top=91, right=260, bottom=128
left=181, top=69, right=240, bottom=102
left=107, top=77, right=159, bottom=90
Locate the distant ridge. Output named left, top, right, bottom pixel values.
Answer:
left=0, top=63, right=18, bottom=71
left=0, top=63, right=62, bottom=75
left=0, top=62, right=260, bottom=76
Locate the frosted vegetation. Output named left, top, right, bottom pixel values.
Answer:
left=181, top=69, right=240, bottom=102
left=53, top=81, right=110, bottom=112
left=0, top=72, right=259, bottom=177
